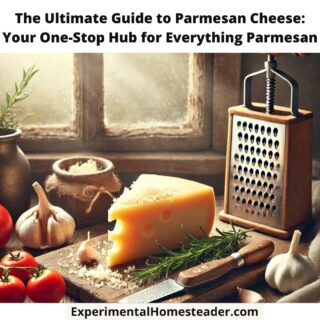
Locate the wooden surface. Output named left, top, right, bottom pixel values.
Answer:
left=2, top=197, right=314, bottom=303
left=39, top=199, right=307, bottom=302
left=28, top=152, right=226, bottom=176
left=35, top=221, right=272, bottom=303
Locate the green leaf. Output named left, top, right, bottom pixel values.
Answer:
left=156, top=240, right=177, bottom=256
left=132, top=226, right=250, bottom=283
left=5, top=93, right=11, bottom=106
left=0, top=65, right=38, bottom=129
left=181, top=224, right=197, bottom=241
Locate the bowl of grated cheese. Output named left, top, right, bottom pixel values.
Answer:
left=52, top=156, right=115, bottom=183
left=45, top=156, right=122, bottom=228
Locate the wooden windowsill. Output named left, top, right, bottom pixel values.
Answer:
left=27, top=151, right=226, bottom=175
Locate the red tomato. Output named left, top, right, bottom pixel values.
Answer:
left=0, top=251, right=38, bottom=281
left=0, top=275, right=26, bottom=303
left=27, top=269, right=66, bottom=303
left=0, top=205, right=13, bottom=249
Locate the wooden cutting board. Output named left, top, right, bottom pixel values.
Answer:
left=36, top=219, right=312, bottom=303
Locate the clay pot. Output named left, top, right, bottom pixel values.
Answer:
left=0, top=129, right=31, bottom=221
left=45, top=156, right=121, bottom=229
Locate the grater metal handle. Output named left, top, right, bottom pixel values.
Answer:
left=243, top=55, right=300, bottom=117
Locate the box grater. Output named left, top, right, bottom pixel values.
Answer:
left=219, top=55, right=313, bottom=239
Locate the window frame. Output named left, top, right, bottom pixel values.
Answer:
left=18, top=53, right=242, bottom=175
left=93, top=53, right=213, bottom=152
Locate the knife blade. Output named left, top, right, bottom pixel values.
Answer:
left=119, top=239, right=274, bottom=303
left=119, top=279, right=184, bottom=303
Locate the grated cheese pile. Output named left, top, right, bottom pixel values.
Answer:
left=68, top=159, right=100, bottom=174
left=77, top=264, right=138, bottom=290
left=112, top=174, right=202, bottom=207
left=57, top=239, right=139, bottom=293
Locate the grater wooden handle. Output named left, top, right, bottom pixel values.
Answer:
left=176, top=240, right=274, bottom=288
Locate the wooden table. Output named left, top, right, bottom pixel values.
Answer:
left=1, top=196, right=314, bottom=303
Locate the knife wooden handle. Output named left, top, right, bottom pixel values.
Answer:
left=176, top=239, right=274, bottom=288
left=238, top=239, right=275, bottom=265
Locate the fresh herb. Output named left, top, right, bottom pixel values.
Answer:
left=0, top=65, right=38, bottom=130
left=133, top=225, right=250, bottom=283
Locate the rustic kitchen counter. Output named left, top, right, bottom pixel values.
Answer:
left=1, top=196, right=314, bottom=303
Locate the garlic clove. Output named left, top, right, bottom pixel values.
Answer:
left=77, top=232, right=98, bottom=264
left=46, top=215, right=68, bottom=247
left=238, top=287, right=264, bottom=303
left=15, top=207, right=37, bottom=232
left=15, top=213, right=42, bottom=248
left=265, top=254, right=283, bottom=289
left=53, top=207, right=76, bottom=240
left=77, top=243, right=98, bottom=263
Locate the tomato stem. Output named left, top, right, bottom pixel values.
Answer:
left=0, top=265, right=42, bottom=281
left=0, top=268, right=11, bottom=282
left=9, top=251, right=21, bottom=261
left=0, top=265, right=38, bottom=271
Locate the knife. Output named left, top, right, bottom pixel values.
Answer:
left=119, top=239, right=274, bottom=303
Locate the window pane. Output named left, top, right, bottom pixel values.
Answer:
left=0, top=54, right=73, bottom=126
left=104, top=53, right=190, bottom=126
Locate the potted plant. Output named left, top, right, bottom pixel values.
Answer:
left=0, top=65, right=38, bottom=221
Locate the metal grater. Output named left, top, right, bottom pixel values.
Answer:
left=229, top=115, right=285, bottom=229
left=220, top=55, right=313, bottom=239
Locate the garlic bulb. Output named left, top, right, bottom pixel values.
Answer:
left=77, top=232, right=98, bottom=264
left=16, top=182, right=75, bottom=249
left=265, top=230, right=317, bottom=293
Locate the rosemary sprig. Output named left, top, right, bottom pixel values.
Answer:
left=0, top=65, right=38, bottom=130
left=133, top=224, right=250, bottom=283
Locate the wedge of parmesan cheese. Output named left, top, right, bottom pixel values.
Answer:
left=107, top=174, right=215, bottom=267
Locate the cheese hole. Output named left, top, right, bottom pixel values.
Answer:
left=161, top=210, right=172, bottom=221
left=142, top=224, right=154, bottom=237
left=108, top=221, right=123, bottom=240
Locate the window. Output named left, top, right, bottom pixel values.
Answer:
left=104, top=53, right=190, bottom=127
left=100, top=53, right=212, bottom=151
left=0, top=54, right=74, bottom=128
left=0, top=53, right=241, bottom=175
